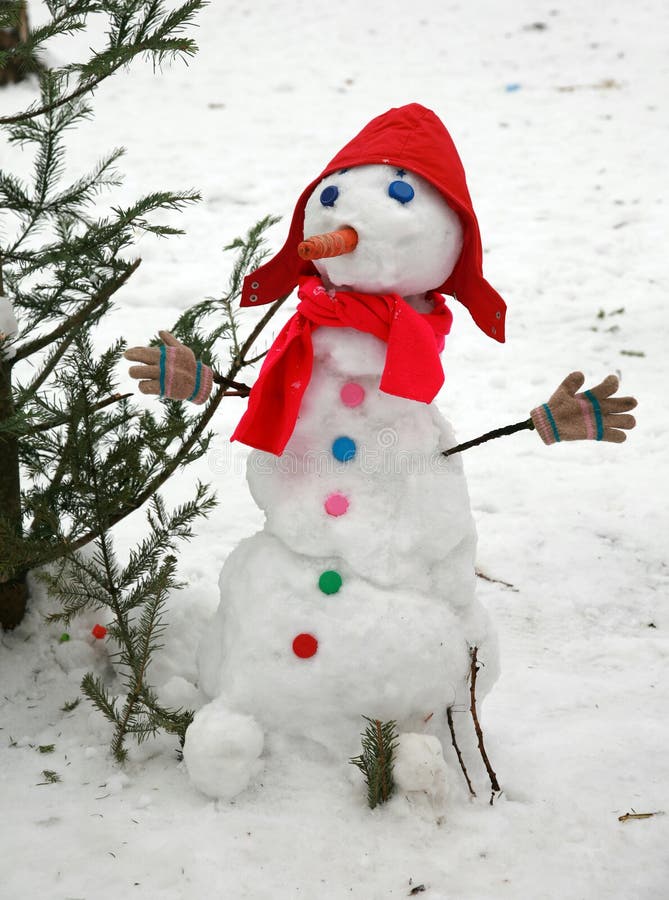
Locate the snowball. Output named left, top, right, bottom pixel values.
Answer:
left=156, top=675, right=201, bottom=710
left=54, top=638, right=97, bottom=673
left=393, top=732, right=450, bottom=804
left=303, top=165, right=463, bottom=297
left=105, top=772, right=130, bottom=794
left=246, top=328, right=476, bottom=590
left=183, top=702, right=264, bottom=800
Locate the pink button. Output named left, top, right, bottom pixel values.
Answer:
left=340, top=382, right=365, bottom=408
left=324, top=493, right=349, bottom=517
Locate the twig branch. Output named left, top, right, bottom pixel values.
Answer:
left=243, top=349, right=270, bottom=367
left=443, top=418, right=534, bottom=458
left=212, top=373, right=251, bottom=396
left=233, top=294, right=289, bottom=369
left=475, top=569, right=518, bottom=592
left=618, top=811, right=664, bottom=822
left=469, top=646, right=501, bottom=802
left=446, top=706, right=476, bottom=797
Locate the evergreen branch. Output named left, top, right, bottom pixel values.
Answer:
left=111, top=564, right=172, bottom=761
left=48, top=383, right=226, bottom=560
left=219, top=215, right=280, bottom=357
left=74, top=372, right=137, bottom=666
left=41, top=148, right=126, bottom=219
left=118, top=485, right=214, bottom=596
left=0, top=171, right=31, bottom=210
left=110, top=190, right=201, bottom=236
left=350, top=716, right=399, bottom=809
left=26, top=392, right=132, bottom=436
left=13, top=258, right=141, bottom=363
left=27, top=287, right=280, bottom=568
left=81, top=672, right=120, bottom=727
left=1, top=2, right=91, bottom=64
left=26, top=408, right=80, bottom=543
left=0, top=1, right=206, bottom=126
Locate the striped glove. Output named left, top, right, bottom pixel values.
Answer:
left=531, top=372, right=636, bottom=445
left=124, top=331, right=213, bottom=404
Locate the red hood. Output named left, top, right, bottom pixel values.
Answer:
left=241, top=103, right=506, bottom=342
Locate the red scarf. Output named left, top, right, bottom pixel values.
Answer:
left=231, top=276, right=453, bottom=455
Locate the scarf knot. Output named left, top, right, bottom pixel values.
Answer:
left=231, top=276, right=452, bottom=455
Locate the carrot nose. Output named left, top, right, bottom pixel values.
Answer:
left=297, top=226, right=358, bottom=261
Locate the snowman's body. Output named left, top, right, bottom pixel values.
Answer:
left=184, top=163, right=500, bottom=801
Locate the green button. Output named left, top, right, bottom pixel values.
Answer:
left=318, top=570, right=342, bottom=595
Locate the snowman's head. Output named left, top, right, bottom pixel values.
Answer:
left=302, top=164, right=463, bottom=296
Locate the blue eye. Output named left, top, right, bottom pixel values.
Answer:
left=320, top=185, right=339, bottom=207
left=388, top=180, right=415, bottom=204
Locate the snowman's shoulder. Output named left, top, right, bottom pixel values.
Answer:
left=311, top=326, right=386, bottom=377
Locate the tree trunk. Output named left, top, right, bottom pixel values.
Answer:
left=0, top=2, right=31, bottom=88
left=0, top=354, right=27, bottom=629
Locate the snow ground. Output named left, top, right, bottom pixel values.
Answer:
left=1, top=1, right=668, bottom=897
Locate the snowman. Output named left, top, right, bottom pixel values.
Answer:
left=125, top=105, right=636, bottom=802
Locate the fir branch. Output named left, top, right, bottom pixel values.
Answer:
left=0, top=2, right=207, bottom=126
left=221, top=214, right=280, bottom=358
left=26, top=392, right=132, bottom=436
left=81, top=672, right=120, bottom=727
left=350, top=716, right=399, bottom=809
left=25, top=215, right=281, bottom=571
left=13, top=258, right=141, bottom=363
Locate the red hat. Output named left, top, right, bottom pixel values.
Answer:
left=241, top=103, right=506, bottom=342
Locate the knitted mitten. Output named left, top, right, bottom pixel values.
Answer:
left=531, top=372, right=636, bottom=445
left=125, top=331, right=213, bottom=404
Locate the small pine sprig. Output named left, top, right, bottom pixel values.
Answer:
left=42, top=486, right=212, bottom=762
left=350, top=716, right=399, bottom=809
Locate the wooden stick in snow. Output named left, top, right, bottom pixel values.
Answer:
left=446, top=706, right=476, bottom=797
left=469, top=646, right=501, bottom=802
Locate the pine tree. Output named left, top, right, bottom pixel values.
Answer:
left=0, top=2, right=287, bottom=633
left=0, top=0, right=207, bottom=628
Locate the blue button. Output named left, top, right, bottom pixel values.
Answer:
left=320, top=185, right=339, bottom=207
left=388, top=180, right=415, bottom=204
left=332, top=436, right=356, bottom=462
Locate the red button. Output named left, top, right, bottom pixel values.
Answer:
left=293, top=633, right=318, bottom=658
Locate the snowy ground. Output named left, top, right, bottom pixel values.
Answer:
left=2, top=1, right=668, bottom=897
